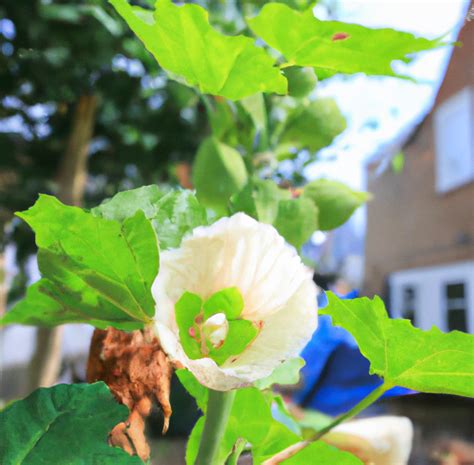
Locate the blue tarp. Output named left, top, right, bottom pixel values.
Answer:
left=293, top=291, right=411, bottom=416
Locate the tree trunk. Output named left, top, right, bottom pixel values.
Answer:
left=28, top=94, right=97, bottom=391
left=0, top=252, right=5, bottom=317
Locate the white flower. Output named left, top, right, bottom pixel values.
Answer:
left=152, top=213, right=318, bottom=391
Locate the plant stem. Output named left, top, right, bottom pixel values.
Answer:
left=226, top=438, right=246, bottom=465
left=195, top=389, right=236, bottom=465
left=262, top=382, right=391, bottom=465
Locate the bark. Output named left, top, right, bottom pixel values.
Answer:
left=28, top=94, right=97, bottom=391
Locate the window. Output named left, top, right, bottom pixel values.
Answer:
left=433, top=86, right=474, bottom=193
left=445, top=282, right=467, bottom=331
left=401, top=285, right=417, bottom=325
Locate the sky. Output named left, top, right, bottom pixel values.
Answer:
left=305, top=0, right=470, bottom=191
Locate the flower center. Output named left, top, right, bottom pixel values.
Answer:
left=175, top=287, right=260, bottom=365
left=202, top=313, right=229, bottom=349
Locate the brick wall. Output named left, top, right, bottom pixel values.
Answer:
left=363, top=22, right=474, bottom=297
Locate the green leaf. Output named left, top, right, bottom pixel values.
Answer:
left=283, top=66, right=318, bottom=98
left=152, top=190, right=209, bottom=250
left=175, top=292, right=204, bottom=360
left=186, top=388, right=274, bottom=465
left=391, top=151, right=405, bottom=173
left=280, top=99, right=346, bottom=152
left=203, top=287, right=244, bottom=320
left=193, top=137, right=248, bottom=215
left=278, top=441, right=363, bottom=465
left=110, top=0, right=287, bottom=100
left=239, top=93, right=267, bottom=131
left=94, top=187, right=208, bottom=250
left=0, top=382, right=143, bottom=465
left=176, top=369, right=209, bottom=412
left=180, top=375, right=359, bottom=465
left=322, top=292, right=474, bottom=397
left=2, top=195, right=157, bottom=329
left=230, top=179, right=291, bottom=224
left=303, top=179, right=370, bottom=231
left=273, top=197, right=318, bottom=249
left=248, top=3, right=448, bottom=79
left=92, top=185, right=163, bottom=222
left=255, top=357, right=305, bottom=389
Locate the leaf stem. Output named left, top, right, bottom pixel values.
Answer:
left=195, top=389, right=236, bottom=465
left=262, top=382, right=391, bottom=465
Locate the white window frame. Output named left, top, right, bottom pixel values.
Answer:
left=389, top=261, right=474, bottom=333
left=433, top=86, right=474, bottom=194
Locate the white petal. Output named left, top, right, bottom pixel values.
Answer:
left=334, top=416, right=414, bottom=465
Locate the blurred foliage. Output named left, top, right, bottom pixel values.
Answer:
left=0, top=0, right=357, bottom=302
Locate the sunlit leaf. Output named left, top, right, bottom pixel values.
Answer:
left=280, top=99, right=346, bottom=152
left=193, top=137, right=248, bottom=215
left=94, top=187, right=208, bottom=250
left=0, top=382, right=143, bottom=465
left=248, top=3, right=448, bottom=78
left=273, top=197, right=318, bottom=249
left=111, top=0, right=287, bottom=100
left=391, top=151, right=405, bottom=173
left=180, top=372, right=360, bottom=465
left=283, top=66, right=318, bottom=98
left=303, top=179, right=370, bottom=231
left=1, top=195, right=158, bottom=329
left=322, top=293, right=474, bottom=397
left=92, top=185, right=163, bottom=222
left=151, top=190, right=209, bottom=250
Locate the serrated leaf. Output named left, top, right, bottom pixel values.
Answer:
left=303, top=179, right=370, bottom=231
left=152, top=190, right=209, bottom=249
left=2, top=195, right=158, bottom=329
left=280, top=99, right=346, bottom=152
left=248, top=3, right=448, bottom=79
left=92, top=185, right=163, bottom=222
left=273, top=197, right=318, bottom=249
left=0, top=382, right=143, bottom=465
left=93, top=187, right=208, bottom=250
left=255, top=357, right=305, bottom=389
left=322, top=293, right=474, bottom=397
left=111, top=0, right=287, bottom=100
left=193, top=137, right=248, bottom=215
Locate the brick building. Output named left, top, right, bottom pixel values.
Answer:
left=363, top=21, right=474, bottom=332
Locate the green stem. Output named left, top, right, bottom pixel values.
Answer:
left=225, top=438, right=246, bottom=465
left=262, top=383, right=391, bottom=465
left=195, top=389, right=236, bottom=465
left=313, top=382, right=391, bottom=440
